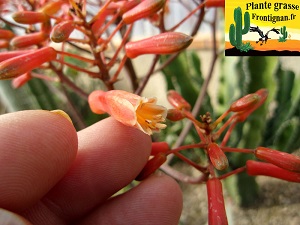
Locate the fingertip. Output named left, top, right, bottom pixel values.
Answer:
left=0, top=110, right=78, bottom=211
left=0, top=208, right=32, bottom=225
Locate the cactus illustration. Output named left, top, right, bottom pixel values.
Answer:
left=229, top=7, right=250, bottom=49
left=278, top=26, right=288, bottom=42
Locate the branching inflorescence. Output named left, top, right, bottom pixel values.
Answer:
left=0, top=0, right=299, bottom=224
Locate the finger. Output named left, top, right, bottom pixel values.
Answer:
left=22, top=118, right=152, bottom=224
left=0, top=110, right=78, bottom=212
left=79, top=174, right=183, bottom=225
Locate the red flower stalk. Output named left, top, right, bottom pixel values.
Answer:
left=230, top=93, right=260, bottom=112
left=167, top=108, right=186, bottom=121
left=135, top=153, right=167, bottom=181
left=206, top=178, right=228, bottom=225
left=0, top=50, right=34, bottom=62
left=0, top=29, right=15, bottom=39
left=167, top=90, right=191, bottom=111
left=151, top=142, right=170, bottom=155
left=207, top=143, right=229, bottom=171
left=11, top=72, right=31, bottom=88
left=122, top=0, right=166, bottom=24
left=12, top=11, right=49, bottom=24
left=125, top=32, right=192, bottom=58
left=51, top=20, right=75, bottom=43
left=0, top=47, right=57, bottom=80
left=10, top=32, right=48, bottom=48
left=205, top=0, right=225, bottom=8
left=254, top=147, right=300, bottom=173
left=246, top=160, right=300, bottom=183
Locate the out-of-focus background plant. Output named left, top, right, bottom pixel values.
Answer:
left=0, top=0, right=299, bottom=224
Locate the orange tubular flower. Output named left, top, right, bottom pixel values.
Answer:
left=207, top=143, right=229, bottom=170
left=0, top=29, right=15, bottom=39
left=51, top=20, right=75, bottom=43
left=125, top=32, right=193, bottom=58
left=12, top=11, right=49, bottom=24
left=254, top=147, right=300, bottom=173
left=246, top=160, right=300, bottom=183
left=88, top=90, right=167, bottom=135
left=136, top=152, right=167, bottom=181
left=0, top=47, right=57, bottom=80
left=12, top=72, right=31, bottom=88
left=167, top=90, right=191, bottom=111
left=206, top=178, right=228, bottom=225
left=122, top=0, right=166, bottom=24
left=10, top=32, right=48, bottom=48
left=230, top=93, right=260, bottom=112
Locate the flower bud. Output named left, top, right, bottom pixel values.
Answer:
left=51, top=21, right=75, bottom=43
left=125, top=32, right=192, bottom=58
left=122, top=0, right=166, bottom=24
left=207, top=143, right=229, bottom=170
left=167, top=108, right=186, bottom=121
left=12, top=11, right=49, bottom=24
left=119, top=0, right=141, bottom=15
left=11, top=72, right=31, bottom=88
left=10, top=32, right=48, bottom=48
left=205, top=0, right=225, bottom=8
left=0, top=50, right=34, bottom=62
left=246, top=160, right=300, bottom=183
left=135, top=153, right=167, bottom=181
left=0, top=40, right=9, bottom=49
left=151, top=142, right=170, bottom=155
left=0, top=29, right=15, bottom=39
left=206, top=178, right=228, bottom=225
left=230, top=93, right=260, bottom=112
left=167, top=90, right=191, bottom=111
left=0, top=47, right=57, bottom=80
left=38, top=0, right=65, bottom=15
left=254, top=147, right=300, bottom=173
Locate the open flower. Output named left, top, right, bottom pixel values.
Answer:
left=88, top=90, right=167, bottom=135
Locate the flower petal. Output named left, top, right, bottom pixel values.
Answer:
left=105, top=92, right=137, bottom=127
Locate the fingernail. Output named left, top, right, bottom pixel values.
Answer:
left=50, top=110, right=73, bottom=124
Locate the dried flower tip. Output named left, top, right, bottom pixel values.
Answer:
left=167, top=90, right=191, bottom=111
left=0, top=47, right=57, bottom=80
left=246, top=160, right=300, bottom=183
left=255, top=147, right=300, bottom=173
left=167, top=109, right=186, bottom=121
left=51, top=21, right=75, bottom=43
left=0, top=29, right=15, bottom=39
left=207, top=143, right=228, bottom=170
left=205, top=0, right=225, bottom=8
left=122, top=0, right=166, bottom=24
left=151, top=142, right=170, bottom=155
left=38, top=0, right=65, bottom=15
left=206, top=178, right=228, bottom=225
left=12, top=72, right=31, bottom=88
left=135, top=153, right=167, bottom=181
left=230, top=93, right=260, bottom=112
left=12, top=11, right=49, bottom=24
left=88, top=90, right=167, bottom=135
left=0, top=50, right=34, bottom=62
left=10, top=32, right=48, bottom=48
left=125, top=32, right=192, bottom=58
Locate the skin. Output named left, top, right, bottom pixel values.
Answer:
left=0, top=110, right=182, bottom=225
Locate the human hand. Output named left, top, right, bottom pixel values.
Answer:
left=0, top=110, right=182, bottom=225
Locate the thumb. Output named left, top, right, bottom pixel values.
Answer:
left=0, top=208, right=32, bottom=225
